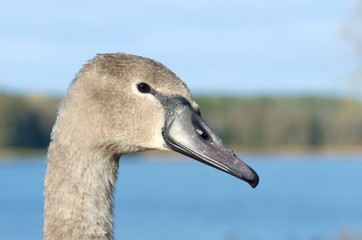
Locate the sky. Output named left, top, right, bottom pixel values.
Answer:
left=0, top=0, right=360, bottom=96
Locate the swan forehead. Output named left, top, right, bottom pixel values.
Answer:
left=91, top=53, right=198, bottom=109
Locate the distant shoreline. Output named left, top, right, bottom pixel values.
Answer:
left=1, top=93, right=362, bottom=158
left=1, top=146, right=361, bottom=160
left=0, top=148, right=47, bottom=158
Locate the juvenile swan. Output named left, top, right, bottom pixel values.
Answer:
left=44, top=53, right=259, bottom=240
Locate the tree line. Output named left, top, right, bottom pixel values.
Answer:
left=0, top=92, right=361, bottom=152
left=196, top=96, right=362, bottom=151
left=0, top=93, right=59, bottom=149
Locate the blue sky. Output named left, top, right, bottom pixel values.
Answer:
left=0, top=0, right=359, bottom=96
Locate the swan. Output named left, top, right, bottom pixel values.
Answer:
left=44, top=53, right=259, bottom=240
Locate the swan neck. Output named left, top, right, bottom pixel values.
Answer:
left=44, top=141, right=120, bottom=240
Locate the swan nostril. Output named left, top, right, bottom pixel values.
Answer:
left=196, top=128, right=210, bottom=141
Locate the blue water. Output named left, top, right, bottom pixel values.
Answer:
left=0, top=153, right=361, bottom=240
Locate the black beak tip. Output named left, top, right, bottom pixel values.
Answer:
left=247, top=168, right=259, bottom=188
left=249, top=174, right=259, bottom=188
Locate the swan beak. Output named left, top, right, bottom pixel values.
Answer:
left=162, top=101, right=259, bottom=188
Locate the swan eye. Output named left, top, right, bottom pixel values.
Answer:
left=137, top=82, right=152, bottom=93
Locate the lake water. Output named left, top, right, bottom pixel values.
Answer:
left=0, top=153, right=361, bottom=240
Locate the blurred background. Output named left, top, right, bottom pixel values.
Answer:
left=0, top=0, right=361, bottom=240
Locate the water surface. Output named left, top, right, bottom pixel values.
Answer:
left=0, top=153, right=361, bottom=240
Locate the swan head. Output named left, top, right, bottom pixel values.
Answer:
left=56, top=53, right=259, bottom=188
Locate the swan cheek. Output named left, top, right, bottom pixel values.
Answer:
left=147, top=115, right=169, bottom=151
